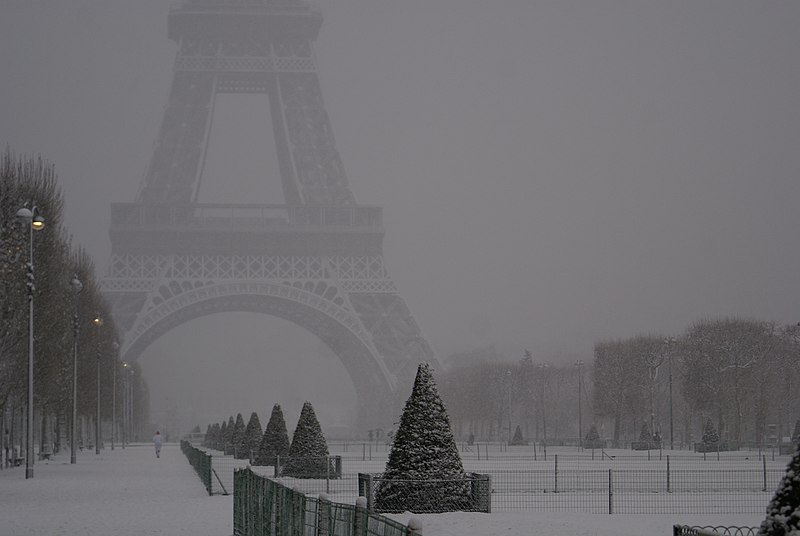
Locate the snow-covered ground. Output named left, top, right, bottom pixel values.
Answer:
left=0, top=444, right=232, bottom=536
left=0, top=444, right=765, bottom=536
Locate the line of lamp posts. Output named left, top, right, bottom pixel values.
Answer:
left=16, top=205, right=134, bottom=479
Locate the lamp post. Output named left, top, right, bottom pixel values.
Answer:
left=122, top=362, right=128, bottom=448
left=505, top=369, right=513, bottom=444
left=69, top=275, right=82, bottom=464
left=128, top=368, right=135, bottom=442
left=536, top=363, right=548, bottom=443
left=111, top=342, right=119, bottom=450
left=92, top=315, right=103, bottom=455
left=575, top=360, right=584, bottom=448
left=16, top=206, right=45, bottom=479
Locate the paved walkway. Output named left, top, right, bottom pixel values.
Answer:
left=0, top=444, right=232, bottom=536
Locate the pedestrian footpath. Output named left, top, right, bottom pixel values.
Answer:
left=0, top=444, right=232, bottom=536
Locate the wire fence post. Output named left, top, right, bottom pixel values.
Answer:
left=326, top=455, right=331, bottom=494
left=762, top=455, right=767, bottom=492
left=667, top=455, right=671, bottom=493
left=354, top=497, right=367, bottom=536
left=554, top=454, right=558, bottom=493
left=608, top=469, right=614, bottom=514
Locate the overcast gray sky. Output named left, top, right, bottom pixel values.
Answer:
left=2, top=1, right=799, bottom=431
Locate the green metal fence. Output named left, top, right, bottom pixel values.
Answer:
left=181, top=440, right=213, bottom=495
left=234, top=467, right=422, bottom=536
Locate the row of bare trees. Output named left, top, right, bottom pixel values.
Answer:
left=0, top=151, right=148, bottom=456
left=440, top=318, right=799, bottom=447
left=594, top=318, right=800, bottom=447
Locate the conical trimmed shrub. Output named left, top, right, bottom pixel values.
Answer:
left=702, top=419, right=720, bottom=445
left=243, top=412, right=263, bottom=460
left=220, top=421, right=228, bottom=451
left=224, top=416, right=235, bottom=451
left=281, top=402, right=331, bottom=478
left=639, top=422, right=652, bottom=443
left=254, top=404, right=290, bottom=466
left=232, top=413, right=247, bottom=459
left=375, top=363, right=469, bottom=513
left=203, top=424, right=212, bottom=447
left=758, top=438, right=800, bottom=535
left=211, top=423, right=221, bottom=450
left=510, top=425, right=526, bottom=446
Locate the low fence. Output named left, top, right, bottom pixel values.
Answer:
left=181, top=440, right=212, bottom=495
left=182, top=441, right=783, bottom=514
left=358, top=472, right=491, bottom=514
left=488, top=465, right=781, bottom=513
left=233, top=467, right=422, bottom=536
left=673, top=525, right=758, bottom=536
left=180, top=441, right=249, bottom=495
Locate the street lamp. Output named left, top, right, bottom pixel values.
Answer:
left=505, top=369, right=513, bottom=444
left=111, top=341, right=119, bottom=450
left=16, top=205, right=45, bottom=479
left=575, top=360, right=584, bottom=448
left=128, top=367, right=135, bottom=442
left=69, top=275, right=82, bottom=464
left=122, top=362, right=129, bottom=448
left=536, top=363, right=549, bottom=442
left=92, top=315, right=103, bottom=455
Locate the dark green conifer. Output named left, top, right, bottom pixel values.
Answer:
left=702, top=419, right=720, bottom=445
left=243, top=412, right=263, bottom=460
left=232, top=413, right=247, bottom=459
left=375, top=363, right=468, bottom=513
left=220, top=421, right=228, bottom=451
left=203, top=424, right=212, bottom=447
left=224, top=416, right=235, bottom=450
left=254, top=404, right=290, bottom=466
left=510, top=425, right=526, bottom=446
left=758, top=438, right=800, bottom=535
left=639, top=422, right=652, bottom=443
left=281, top=402, right=331, bottom=478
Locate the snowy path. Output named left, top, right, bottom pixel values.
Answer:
left=0, top=444, right=232, bottom=536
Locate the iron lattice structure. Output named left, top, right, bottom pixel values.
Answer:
left=101, top=0, right=438, bottom=428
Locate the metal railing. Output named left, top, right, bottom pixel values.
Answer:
left=111, top=203, right=383, bottom=230
left=183, top=441, right=782, bottom=514
left=673, top=525, right=758, bottom=536
left=233, top=467, right=422, bottom=536
left=358, top=472, right=491, bottom=514
left=486, top=465, right=781, bottom=513
left=181, top=440, right=212, bottom=495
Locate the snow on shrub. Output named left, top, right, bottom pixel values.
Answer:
left=375, top=362, right=469, bottom=513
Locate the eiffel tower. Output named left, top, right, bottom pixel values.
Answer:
left=100, top=0, right=438, bottom=429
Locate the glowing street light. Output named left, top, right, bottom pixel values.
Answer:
left=93, top=315, right=103, bottom=455
left=16, top=206, right=45, bottom=479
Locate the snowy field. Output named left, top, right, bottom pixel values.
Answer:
left=228, top=444, right=787, bottom=514
left=0, top=444, right=768, bottom=535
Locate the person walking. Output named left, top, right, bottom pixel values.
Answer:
left=153, top=431, right=162, bottom=458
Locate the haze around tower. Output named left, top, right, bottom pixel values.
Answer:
left=0, top=1, right=798, bottom=430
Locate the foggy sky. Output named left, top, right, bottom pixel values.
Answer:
left=1, top=1, right=799, bottom=430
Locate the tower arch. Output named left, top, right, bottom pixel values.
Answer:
left=101, top=0, right=440, bottom=430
